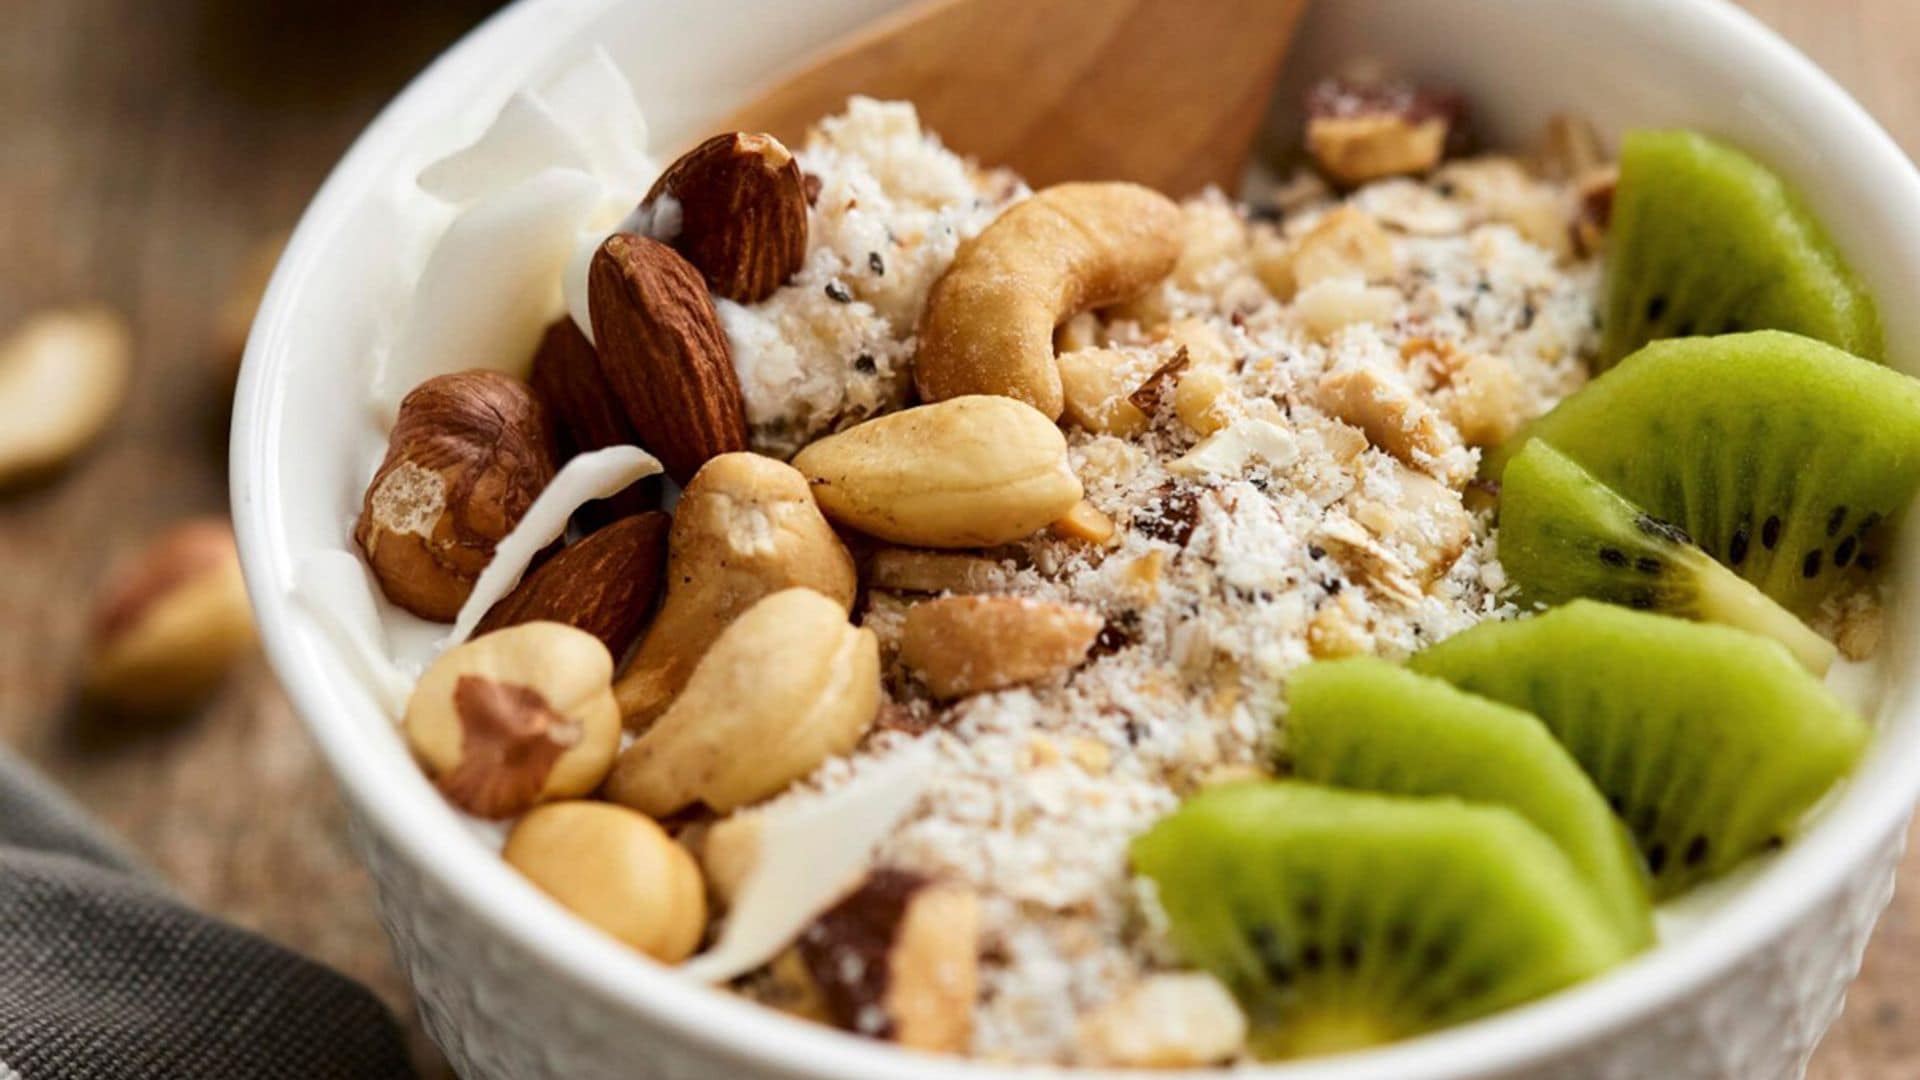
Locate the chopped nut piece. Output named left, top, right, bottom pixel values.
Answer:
left=900, top=595, right=1102, bottom=700
left=1294, top=278, right=1400, bottom=340
left=866, top=547, right=1012, bottom=594
left=1316, top=364, right=1460, bottom=479
left=1435, top=157, right=1573, bottom=258
left=1316, top=515, right=1423, bottom=606
left=1439, top=352, right=1526, bottom=447
left=1169, top=418, right=1298, bottom=479
left=798, top=870, right=980, bottom=1052
left=1348, top=464, right=1474, bottom=583
left=1058, top=348, right=1150, bottom=436
left=1573, top=165, right=1619, bottom=256
left=1291, top=207, right=1397, bottom=291
left=1528, top=112, right=1609, bottom=182
left=1161, top=318, right=1235, bottom=371
left=1305, top=77, right=1463, bottom=187
left=1174, top=365, right=1237, bottom=437
left=1078, top=973, right=1248, bottom=1068
left=1307, top=589, right=1376, bottom=658
left=1051, top=499, right=1118, bottom=545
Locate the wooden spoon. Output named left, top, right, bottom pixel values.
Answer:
left=720, top=0, right=1309, bottom=195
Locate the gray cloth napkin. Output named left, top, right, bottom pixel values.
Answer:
left=0, top=748, right=417, bottom=1079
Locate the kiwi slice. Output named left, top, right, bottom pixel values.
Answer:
left=1601, top=129, right=1880, bottom=367
left=1498, top=440, right=1835, bottom=673
left=1409, top=601, right=1868, bottom=898
left=1132, top=781, right=1631, bottom=1059
left=1486, top=331, right=1920, bottom=617
left=1287, top=658, right=1653, bottom=949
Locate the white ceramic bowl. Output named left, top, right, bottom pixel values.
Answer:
left=232, top=0, right=1920, bottom=1076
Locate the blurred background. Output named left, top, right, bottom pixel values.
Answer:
left=1, top=1, right=1917, bottom=1077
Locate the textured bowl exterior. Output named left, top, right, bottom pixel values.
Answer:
left=235, top=0, right=1920, bottom=1077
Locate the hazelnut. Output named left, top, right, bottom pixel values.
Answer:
left=796, top=869, right=980, bottom=1052
left=0, top=306, right=131, bottom=490
left=356, top=370, right=558, bottom=621
left=503, top=800, right=707, bottom=962
left=1305, top=76, right=1464, bottom=187
left=403, top=621, right=620, bottom=819
left=606, top=588, right=880, bottom=816
left=84, top=519, right=256, bottom=714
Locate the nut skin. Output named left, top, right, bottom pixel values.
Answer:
left=641, top=132, right=809, bottom=303
left=588, top=233, right=749, bottom=485
left=527, top=317, right=657, bottom=526
left=605, top=588, right=879, bottom=817
left=503, top=800, right=707, bottom=963
left=404, top=621, right=620, bottom=819
left=0, top=306, right=131, bottom=490
left=1305, top=76, right=1465, bottom=187
left=474, top=511, right=669, bottom=658
left=355, top=370, right=558, bottom=621
left=791, top=395, right=1084, bottom=549
left=916, top=182, right=1182, bottom=419
left=85, top=519, right=256, bottom=714
left=900, top=595, right=1103, bottom=700
left=613, top=453, right=857, bottom=726
left=796, top=869, right=980, bottom=1052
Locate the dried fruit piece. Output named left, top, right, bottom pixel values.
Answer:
left=1305, top=77, right=1463, bottom=187
left=917, top=182, right=1182, bottom=417
left=900, top=595, right=1102, bottom=699
left=588, top=233, right=749, bottom=484
left=404, top=621, right=621, bottom=819
left=606, top=588, right=879, bottom=816
left=355, top=371, right=558, bottom=621
left=0, top=306, right=131, bottom=489
left=792, top=396, right=1084, bottom=548
left=84, top=519, right=256, bottom=714
left=474, top=511, right=669, bottom=657
left=796, top=869, right=980, bottom=1052
left=639, top=132, right=808, bottom=303
left=504, top=800, right=707, bottom=962
left=614, top=453, right=856, bottom=725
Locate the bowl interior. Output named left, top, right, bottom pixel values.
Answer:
left=233, top=0, right=1920, bottom=1076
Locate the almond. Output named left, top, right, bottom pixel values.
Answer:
left=474, top=511, right=669, bottom=657
left=588, top=233, right=749, bottom=485
left=641, top=132, right=808, bottom=303
left=527, top=316, right=656, bottom=525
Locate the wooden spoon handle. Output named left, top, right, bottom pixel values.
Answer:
left=721, top=0, right=1308, bottom=194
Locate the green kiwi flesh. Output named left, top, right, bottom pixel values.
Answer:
left=1410, top=601, right=1868, bottom=898
left=1486, top=331, right=1920, bottom=617
left=1132, top=782, right=1631, bottom=1059
left=1287, top=658, right=1653, bottom=949
left=1498, top=440, right=1836, bottom=673
left=1601, top=129, right=1881, bottom=367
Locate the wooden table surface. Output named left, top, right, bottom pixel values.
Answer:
left=2, top=2, right=1917, bottom=1077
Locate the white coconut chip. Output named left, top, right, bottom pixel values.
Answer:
left=679, top=746, right=937, bottom=983
left=445, top=444, right=662, bottom=647
left=418, top=92, right=594, bottom=205
left=292, top=550, right=416, bottom=717
left=377, top=167, right=604, bottom=417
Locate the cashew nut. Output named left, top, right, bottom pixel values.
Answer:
left=916, top=182, right=1182, bottom=418
left=613, top=452, right=856, bottom=726
left=606, top=588, right=879, bottom=816
left=792, top=395, right=1083, bottom=548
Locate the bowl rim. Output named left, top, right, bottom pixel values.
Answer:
left=232, top=0, right=1920, bottom=1076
